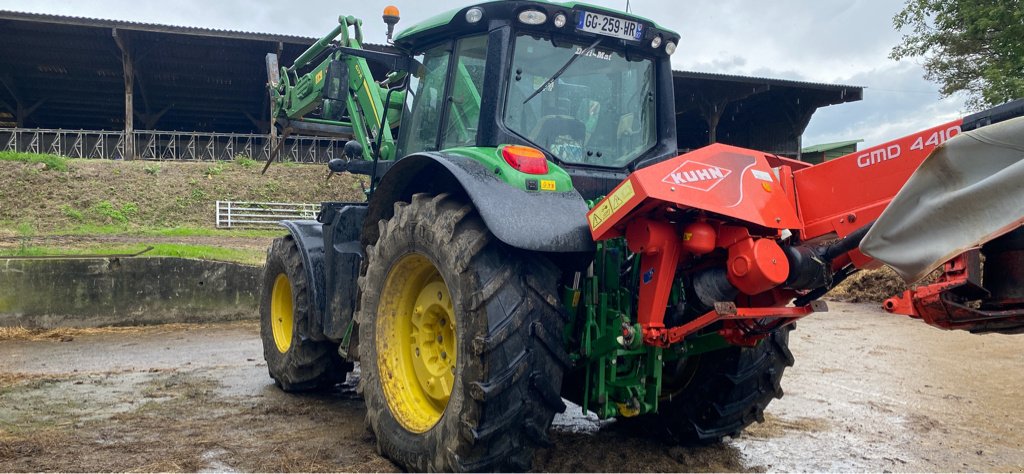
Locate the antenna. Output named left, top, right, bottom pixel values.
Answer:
left=625, top=0, right=631, bottom=12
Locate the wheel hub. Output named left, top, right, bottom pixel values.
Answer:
left=410, top=281, right=457, bottom=401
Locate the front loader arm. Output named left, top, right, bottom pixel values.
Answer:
left=268, top=16, right=401, bottom=162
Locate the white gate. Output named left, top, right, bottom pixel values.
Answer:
left=215, top=201, right=318, bottom=228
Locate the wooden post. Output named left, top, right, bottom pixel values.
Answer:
left=702, top=100, right=727, bottom=145
left=113, top=29, right=135, bottom=160
left=0, top=75, right=44, bottom=128
left=0, top=99, right=13, bottom=128
left=122, top=43, right=135, bottom=160
left=783, top=98, right=816, bottom=158
left=707, top=105, right=721, bottom=144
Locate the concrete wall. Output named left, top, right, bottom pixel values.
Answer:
left=0, top=257, right=261, bottom=328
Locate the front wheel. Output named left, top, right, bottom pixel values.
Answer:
left=614, top=326, right=794, bottom=443
left=260, top=236, right=350, bottom=391
left=653, top=326, right=795, bottom=443
left=357, top=193, right=568, bottom=472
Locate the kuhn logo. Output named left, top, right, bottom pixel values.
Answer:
left=662, top=160, right=731, bottom=191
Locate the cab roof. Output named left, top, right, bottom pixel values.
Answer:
left=394, top=0, right=678, bottom=50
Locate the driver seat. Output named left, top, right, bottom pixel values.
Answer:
left=529, top=115, right=585, bottom=149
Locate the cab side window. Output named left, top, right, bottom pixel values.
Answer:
left=442, top=35, right=488, bottom=149
left=398, top=45, right=451, bottom=156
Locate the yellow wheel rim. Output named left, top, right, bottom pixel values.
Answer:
left=377, top=253, right=457, bottom=433
left=270, top=273, right=294, bottom=353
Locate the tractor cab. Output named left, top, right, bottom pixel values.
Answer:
left=391, top=1, right=681, bottom=196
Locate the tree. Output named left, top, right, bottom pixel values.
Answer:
left=890, top=0, right=1024, bottom=110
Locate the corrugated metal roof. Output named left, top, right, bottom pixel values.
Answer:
left=801, top=139, right=864, bottom=153
left=0, top=8, right=863, bottom=144
left=0, top=9, right=864, bottom=94
left=673, top=70, right=861, bottom=92
left=0, top=10, right=317, bottom=44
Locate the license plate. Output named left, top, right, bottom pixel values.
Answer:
left=576, top=11, right=644, bottom=42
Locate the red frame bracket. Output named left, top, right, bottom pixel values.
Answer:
left=641, top=300, right=826, bottom=348
left=883, top=252, right=1024, bottom=332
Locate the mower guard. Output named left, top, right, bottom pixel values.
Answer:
left=861, top=116, right=1024, bottom=282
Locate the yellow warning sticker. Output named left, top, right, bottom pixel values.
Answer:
left=540, top=179, right=556, bottom=191
left=588, top=180, right=635, bottom=231
left=315, top=70, right=324, bottom=84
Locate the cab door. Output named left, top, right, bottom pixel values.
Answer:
left=397, top=35, right=488, bottom=157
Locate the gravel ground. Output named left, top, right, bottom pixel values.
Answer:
left=1, top=302, right=1022, bottom=472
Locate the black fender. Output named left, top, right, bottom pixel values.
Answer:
left=278, top=219, right=329, bottom=341
left=363, top=152, right=596, bottom=253
left=280, top=203, right=367, bottom=345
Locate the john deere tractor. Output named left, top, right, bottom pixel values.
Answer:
left=258, top=1, right=1024, bottom=471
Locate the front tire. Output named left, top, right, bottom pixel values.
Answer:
left=654, top=326, right=795, bottom=443
left=357, top=193, right=568, bottom=472
left=260, top=236, right=350, bottom=391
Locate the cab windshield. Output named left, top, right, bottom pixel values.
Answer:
left=504, top=34, right=657, bottom=168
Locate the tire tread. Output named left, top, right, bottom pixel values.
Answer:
left=358, top=194, right=566, bottom=472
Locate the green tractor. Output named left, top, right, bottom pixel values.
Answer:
left=258, top=0, right=1024, bottom=471
left=261, top=3, right=780, bottom=469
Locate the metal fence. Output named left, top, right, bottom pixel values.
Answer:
left=0, top=128, right=346, bottom=162
left=216, top=201, right=319, bottom=229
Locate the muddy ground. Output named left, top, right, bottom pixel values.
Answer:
left=2, top=302, right=1022, bottom=472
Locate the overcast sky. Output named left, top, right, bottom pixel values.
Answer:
left=0, top=0, right=966, bottom=148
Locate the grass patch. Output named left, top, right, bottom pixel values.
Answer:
left=16, top=222, right=35, bottom=254
left=143, top=243, right=264, bottom=265
left=144, top=226, right=284, bottom=238
left=0, top=243, right=264, bottom=265
left=233, top=154, right=258, bottom=169
left=59, top=205, right=85, bottom=222
left=46, top=224, right=284, bottom=238
left=90, top=201, right=138, bottom=224
left=0, top=151, right=68, bottom=171
left=205, top=164, right=225, bottom=178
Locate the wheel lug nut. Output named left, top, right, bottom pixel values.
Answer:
left=441, top=351, right=447, bottom=359
left=437, top=335, right=443, bottom=343
left=415, top=347, right=420, bottom=356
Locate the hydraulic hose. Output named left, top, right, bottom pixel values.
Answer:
left=821, top=221, right=875, bottom=261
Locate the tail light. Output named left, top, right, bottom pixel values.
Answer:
left=501, top=145, right=549, bottom=175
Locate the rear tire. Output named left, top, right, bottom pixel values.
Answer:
left=357, top=193, right=568, bottom=472
left=260, top=236, right=350, bottom=392
left=624, top=326, right=794, bottom=443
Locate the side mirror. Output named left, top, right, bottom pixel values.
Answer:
left=327, top=141, right=365, bottom=174
left=344, top=140, right=364, bottom=160
left=327, top=158, right=348, bottom=173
